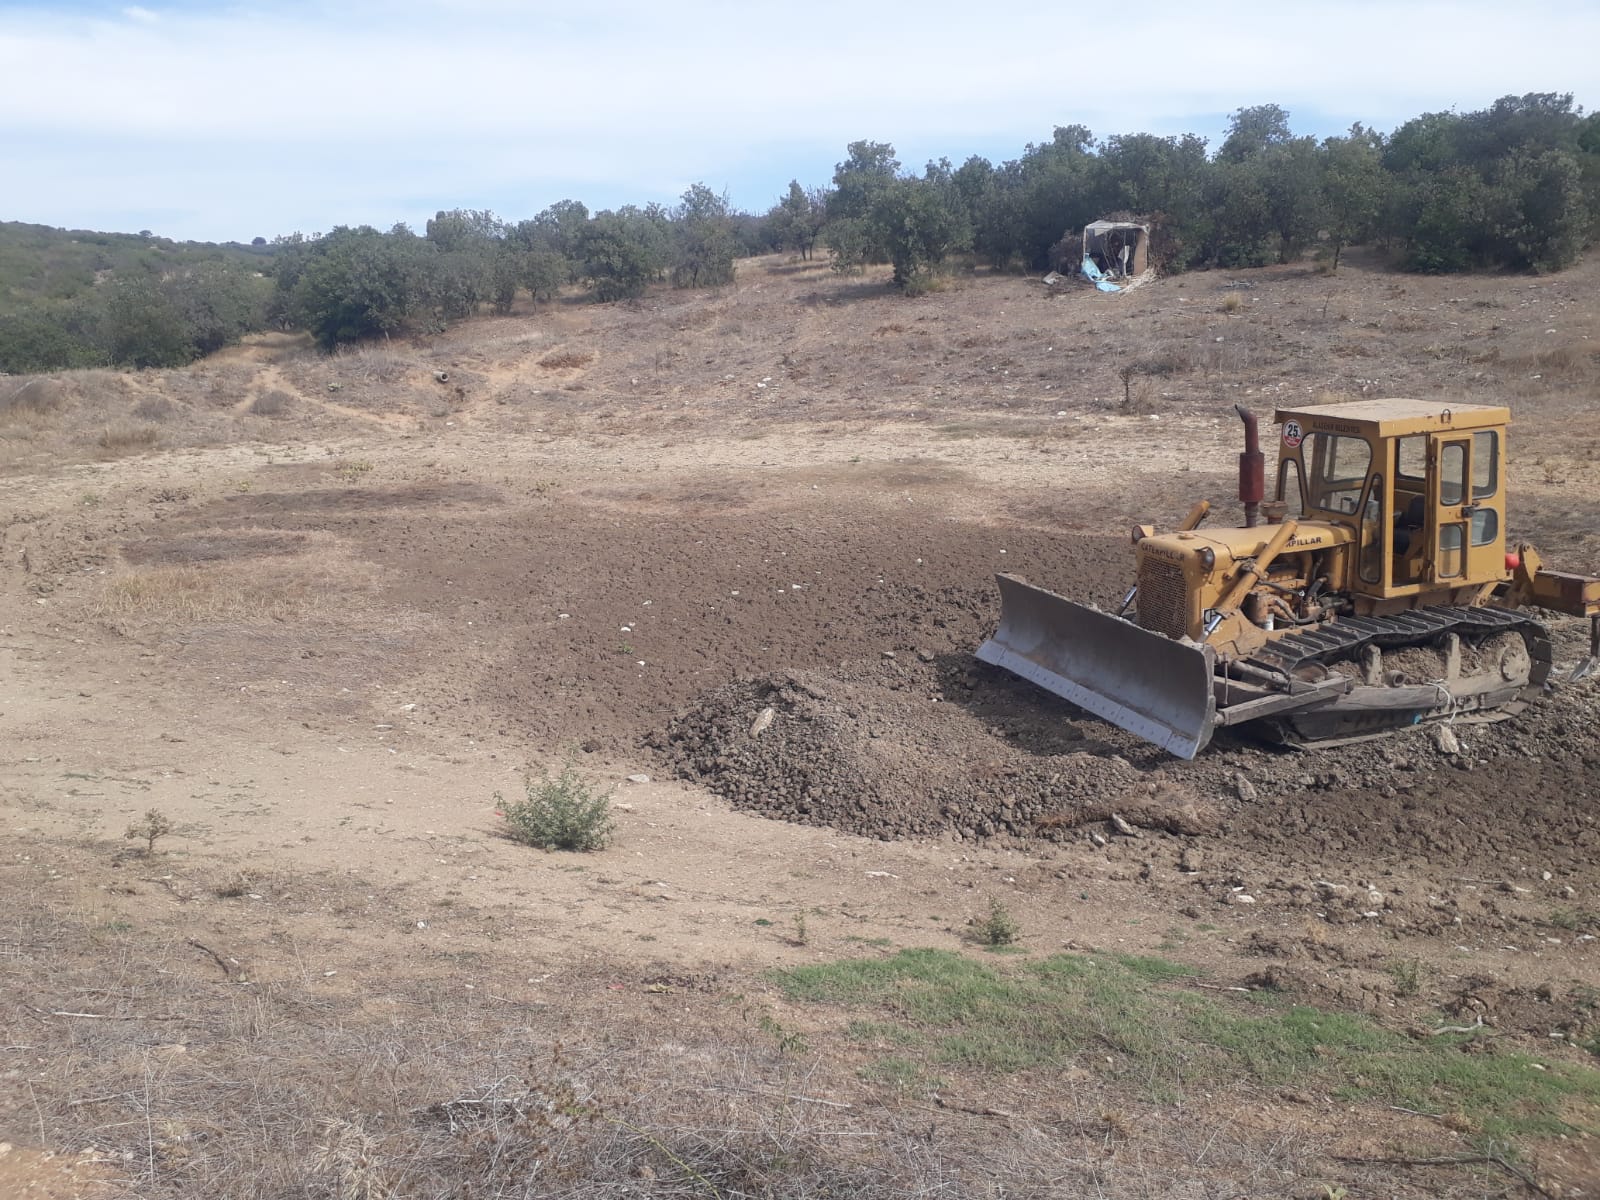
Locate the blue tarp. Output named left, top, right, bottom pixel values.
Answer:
left=1081, top=256, right=1121, bottom=293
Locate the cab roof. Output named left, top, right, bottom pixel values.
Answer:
left=1274, top=398, right=1509, bottom=437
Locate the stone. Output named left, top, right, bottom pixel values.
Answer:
left=749, top=706, right=776, bottom=738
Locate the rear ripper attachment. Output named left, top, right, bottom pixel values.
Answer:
left=979, top=399, right=1599, bottom=758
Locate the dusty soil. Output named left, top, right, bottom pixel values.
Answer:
left=4, top=250, right=1600, bottom=1197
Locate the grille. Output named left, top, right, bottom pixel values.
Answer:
left=1137, top=557, right=1190, bottom=639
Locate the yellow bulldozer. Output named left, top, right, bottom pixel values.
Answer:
left=979, top=399, right=1600, bottom=757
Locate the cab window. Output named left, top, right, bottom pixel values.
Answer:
left=1359, top=474, right=1385, bottom=584
left=1472, top=508, right=1499, bottom=546
left=1440, top=442, right=1465, bottom=505
left=1472, top=430, right=1498, bottom=499
left=1396, top=435, right=1426, bottom=483
left=1277, top=458, right=1305, bottom=517
left=1439, top=524, right=1466, bottom=577
left=1304, top=432, right=1372, bottom=514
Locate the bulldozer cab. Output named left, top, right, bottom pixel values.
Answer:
left=1273, top=399, right=1509, bottom=596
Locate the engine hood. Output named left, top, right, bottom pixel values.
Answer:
left=1138, top=522, right=1355, bottom=571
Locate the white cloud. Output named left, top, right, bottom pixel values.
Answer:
left=3, top=0, right=1597, bottom=239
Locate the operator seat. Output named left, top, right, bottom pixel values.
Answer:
left=1393, top=494, right=1426, bottom=556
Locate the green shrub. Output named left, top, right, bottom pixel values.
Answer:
left=975, top=898, right=1021, bottom=947
left=495, top=762, right=616, bottom=851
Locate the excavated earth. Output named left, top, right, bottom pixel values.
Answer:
left=652, top=650, right=1600, bottom=879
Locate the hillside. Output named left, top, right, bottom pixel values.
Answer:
left=3, top=252, right=1600, bottom=1198
left=0, top=219, right=272, bottom=315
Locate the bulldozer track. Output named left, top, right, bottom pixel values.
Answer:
left=1240, top=606, right=1553, bottom=686
left=1228, top=606, right=1555, bottom=749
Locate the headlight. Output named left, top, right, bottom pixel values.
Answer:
left=1198, top=547, right=1216, bottom=571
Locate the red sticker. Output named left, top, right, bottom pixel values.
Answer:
left=1281, top=419, right=1303, bottom=449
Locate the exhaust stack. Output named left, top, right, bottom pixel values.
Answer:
left=1235, top=405, right=1264, bottom=528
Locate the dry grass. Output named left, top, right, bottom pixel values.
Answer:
left=95, top=422, right=160, bottom=456
left=248, top=389, right=294, bottom=417
left=463, top=329, right=549, bottom=358
left=133, top=395, right=178, bottom=421
left=0, top=852, right=1345, bottom=1200
left=1506, top=344, right=1600, bottom=385
left=0, top=399, right=61, bottom=440
left=86, top=544, right=369, bottom=629
left=0, top=370, right=272, bottom=467
left=539, top=350, right=594, bottom=370
left=338, top=343, right=420, bottom=383
left=159, top=363, right=257, bottom=410
left=90, top=564, right=305, bottom=624
left=1, top=376, right=65, bottom=415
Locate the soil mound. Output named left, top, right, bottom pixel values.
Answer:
left=650, top=634, right=1600, bottom=878
left=648, top=663, right=1220, bottom=843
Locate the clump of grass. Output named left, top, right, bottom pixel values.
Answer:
left=213, top=872, right=253, bottom=898
left=313, top=1118, right=388, bottom=1200
left=335, top=458, right=373, bottom=482
left=495, top=762, right=616, bottom=852
left=125, top=808, right=174, bottom=855
left=2, top=378, right=63, bottom=416
left=901, top=273, right=951, bottom=298
left=1386, top=957, right=1423, bottom=998
left=89, top=549, right=361, bottom=628
left=757, top=1013, right=810, bottom=1057
left=539, top=350, right=594, bottom=370
left=132, top=395, right=176, bottom=421
left=1507, top=345, right=1600, bottom=385
left=341, top=343, right=416, bottom=382
left=1133, top=350, right=1188, bottom=377
left=249, top=389, right=294, bottom=417
left=96, top=422, right=159, bottom=456
left=973, top=898, right=1020, bottom=947
left=93, top=564, right=293, bottom=624
left=1549, top=908, right=1600, bottom=933
left=1220, top=292, right=1245, bottom=313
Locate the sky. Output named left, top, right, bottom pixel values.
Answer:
left=3, top=0, right=1599, bottom=243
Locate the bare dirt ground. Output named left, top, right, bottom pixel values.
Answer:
left=4, top=250, right=1600, bottom=1198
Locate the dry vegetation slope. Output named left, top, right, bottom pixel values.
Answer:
left=4, top=252, right=1600, bottom=1198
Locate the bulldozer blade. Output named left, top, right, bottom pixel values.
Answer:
left=977, top=573, right=1218, bottom=759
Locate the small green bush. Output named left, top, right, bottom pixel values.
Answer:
left=975, top=898, right=1020, bottom=947
left=496, top=762, right=615, bottom=851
